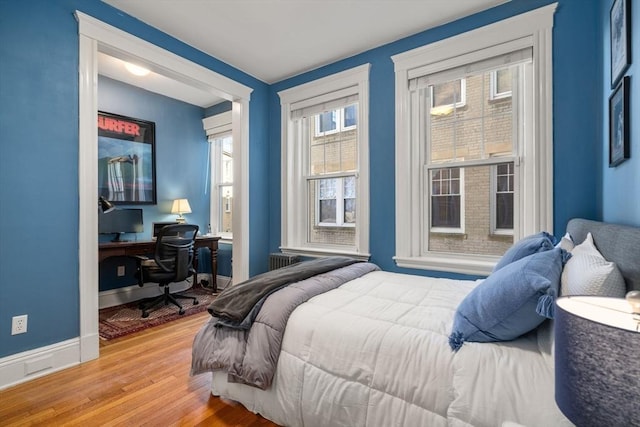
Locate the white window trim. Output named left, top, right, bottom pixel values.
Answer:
left=279, top=64, right=370, bottom=260
left=391, top=4, right=556, bottom=276
left=203, top=111, right=233, bottom=242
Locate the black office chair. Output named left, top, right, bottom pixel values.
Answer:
left=135, top=224, right=200, bottom=318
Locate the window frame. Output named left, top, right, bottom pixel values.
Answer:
left=391, top=4, right=556, bottom=275
left=279, top=64, right=370, bottom=259
left=203, top=111, right=233, bottom=242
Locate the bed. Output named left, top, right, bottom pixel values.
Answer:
left=191, top=219, right=640, bottom=427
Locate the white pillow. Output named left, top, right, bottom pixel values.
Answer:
left=555, top=232, right=575, bottom=252
left=560, top=232, right=626, bottom=297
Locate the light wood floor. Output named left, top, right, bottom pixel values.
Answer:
left=0, top=311, right=279, bottom=426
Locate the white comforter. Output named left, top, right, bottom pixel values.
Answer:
left=211, top=271, right=571, bottom=427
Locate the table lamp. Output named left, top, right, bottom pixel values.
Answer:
left=171, top=198, right=191, bottom=223
left=554, top=292, right=640, bottom=426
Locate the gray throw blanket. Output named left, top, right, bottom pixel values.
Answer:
left=207, top=256, right=359, bottom=328
left=191, top=262, right=380, bottom=389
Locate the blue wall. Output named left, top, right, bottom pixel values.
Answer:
left=268, top=0, right=606, bottom=278
left=0, top=0, right=268, bottom=358
left=602, top=0, right=640, bottom=224
left=98, top=76, right=209, bottom=241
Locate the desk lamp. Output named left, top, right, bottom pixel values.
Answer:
left=554, top=292, right=640, bottom=426
left=171, top=198, right=191, bottom=223
left=99, top=196, right=116, bottom=213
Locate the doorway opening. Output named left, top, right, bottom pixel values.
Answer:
left=77, top=11, right=252, bottom=362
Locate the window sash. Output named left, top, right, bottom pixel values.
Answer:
left=420, top=56, right=525, bottom=254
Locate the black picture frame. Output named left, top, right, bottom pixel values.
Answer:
left=98, top=111, right=157, bottom=204
left=610, top=0, right=631, bottom=89
left=609, top=76, right=630, bottom=167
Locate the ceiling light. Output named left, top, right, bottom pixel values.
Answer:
left=124, top=62, right=151, bottom=76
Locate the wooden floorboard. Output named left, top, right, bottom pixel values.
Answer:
left=0, top=312, right=279, bottom=427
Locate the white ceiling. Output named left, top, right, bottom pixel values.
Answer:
left=99, top=0, right=506, bottom=106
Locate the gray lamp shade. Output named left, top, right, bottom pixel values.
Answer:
left=555, top=296, right=640, bottom=426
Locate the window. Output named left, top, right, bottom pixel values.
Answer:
left=490, top=68, right=513, bottom=100
left=279, top=65, right=370, bottom=258
left=317, top=176, right=356, bottom=227
left=431, top=79, right=466, bottom=115
left=202, top=111, right=233, bottom=240
left=493, top=162, right=514, bottom=233
left=431, top=168, right=462, bottom=230
left=392, top=5, right=556, bottom=275
left=315, top=105, right=357, bottom=136
left=217, top=135, right=233, bottom=234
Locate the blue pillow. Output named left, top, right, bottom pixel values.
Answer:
left=449, top=247, right=568, bottom=351
left=493, top=231, right=556, bottom=272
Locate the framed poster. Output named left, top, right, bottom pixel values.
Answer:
left=610, top=0, right=631, bottom=88
left=98, top=111, right=157, bottom=204
left=609, top=76, right=630, bottom=167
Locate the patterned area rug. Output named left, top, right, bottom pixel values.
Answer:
left=99, top=286, right=217, bottom=340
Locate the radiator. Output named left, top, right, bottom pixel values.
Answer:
left=269, top=253, right=301, bottom=271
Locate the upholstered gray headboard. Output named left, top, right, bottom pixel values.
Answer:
left=566, top=218, right=640, bottom=292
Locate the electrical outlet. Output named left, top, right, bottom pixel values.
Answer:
left=11, top=315, right=28, bottom=335
left=117, top=265, right=125, bottom=276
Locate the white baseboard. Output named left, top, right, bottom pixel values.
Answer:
left=0, top=338, right=80, bottom=391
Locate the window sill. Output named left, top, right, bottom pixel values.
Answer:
left=281, top=246, right=370, bottom=261
left=393, top=253, right=499, bottom=276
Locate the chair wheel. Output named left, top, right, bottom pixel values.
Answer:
left=142, top=312, right=149, bottom=318
left=179, top=309, right=185, bottom=315
left=193, top=299, right=199, bottom=305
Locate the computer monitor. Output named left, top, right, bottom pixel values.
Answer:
left=99, top=209, right=144, bottom=242
left=152, top=221, right=180, bottom=238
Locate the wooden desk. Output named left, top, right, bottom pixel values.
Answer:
left=99, top=236, right=220, bottom=292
